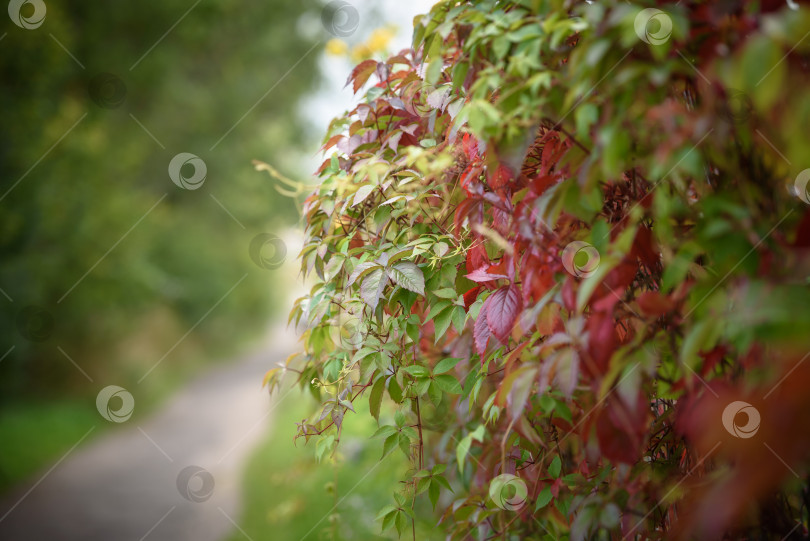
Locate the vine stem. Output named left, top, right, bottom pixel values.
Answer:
left=411, top=490, right=417, bottom=541
left=412, top=392, right=424, bottom=541
left=415, top=396, right=424, bottom=470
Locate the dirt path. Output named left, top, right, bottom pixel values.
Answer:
left=0, top=328, right=295, bottom=541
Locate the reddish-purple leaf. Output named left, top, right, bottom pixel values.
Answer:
left=474, top=303, right=491, bottom=356
left=466, top=267, right=508, bottom=283
left=484, top=286, right=522, bottom=342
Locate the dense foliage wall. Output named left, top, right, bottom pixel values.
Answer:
left=282, top=0, right=810, bottom=539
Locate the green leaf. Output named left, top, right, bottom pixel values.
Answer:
left=352, top=184, right=376, bottom=207
left=493, top=35, right=510, bottom=59
left=381, top=510, right=397, bottom=532
left=316, top=435, right=335, bottom=462
left=414, top=377, right=431, bottom=396
left=402, top=365, right=431, bottom=378
left=388, top=377, right=403, bottom=403
left=394, top=509, right=407, bottom=537
left=452, top=61, right=469, bottom=90
left=398, top=433, right=411, bottom=457
left=429, top=479, right=441, bottom=509
left=599, top=123, right=630, bottom=180
left=554, top=400, right=573, bottom=424
left=348, top=262, right=382, bottom=287
left=428, top=381, right=442, bottom=406
left=434, top=374, right=463, bottom=394
left=388, top=262, right=425, bottom=295
left=360, top=267, right=388, bottom=310
left=371, top=424, right=397, bottom=439
left=451, top=305, right=466, bottom=334
left=405, top=322, right=419, bottom=344
left=433, top=287, right=458, bottom=299
left=426, top=57, right=443, bottom=85
left=680, top=319, right=721, bottom=371
left=433, top=357, right=461, bottom=374
left=351, top=347, right=377, bottom=364
left=369, top=377, right=386, bottom=421
left=575, top=103, right=598, bottom=142
left=382, top=433, right=398, bottom=459
left=535, top=486, right=553, bottom=510
left=548, top=455, right=562, bottom=478
left=456, top=435, right=472, bottom=473
left=433, top=306, right=454, bottom=343
left=433, top=474, right=452, bottom=491
left=376, top=505, right=397, bottom=521
left=388, top=247, right=415, bottom=264
left=425, top=301, right=451, bottom=322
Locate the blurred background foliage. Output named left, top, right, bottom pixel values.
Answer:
left=0, top=0, right=324, bottom=487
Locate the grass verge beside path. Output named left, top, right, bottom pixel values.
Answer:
left=0, top=341, right=247, bottom=494
left=229, top=389, right=447, bottom=541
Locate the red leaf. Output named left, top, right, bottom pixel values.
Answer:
left=522, top=257, right=554, bottom=302
left=631, top=226, right=659, bottom=269
left=488, top=163, right=513, bottom=191
left=561, top=278, right=576, bottom=312
left=595, top=392, right=649, bottom=465
left=483, top=286, right=522, bottom=343
left=346, top=59, right=379, bottom=94
left=550, top=477, right=564, bottom=498
left=793, top=209, right=810, bottom=248
left=637, top=291, right=673, bottom=317
left=699, top=344, right=727, bottom=377
left=529, top=174, right=558, bottom=197
left=462, top=133, right=480, bottom=161
left=316, top=158, right=331, bottom=175
left=463, top=286, right=481, bottom=309
left=454, top=197, right=480, bottom=234
left=466, top=243, right=489, bottom=272
left=585, top=311, right=618, bottom=377
left=322, top=134, right=343, bottom=152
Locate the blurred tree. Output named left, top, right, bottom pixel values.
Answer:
left=0, top=0, right=323, bottom=399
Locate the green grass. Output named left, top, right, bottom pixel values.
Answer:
left=0, top=398, right=99, bottom=492
left=0, top=337, right=252, bottom=494
left=229, top=389, right=448, bottom=541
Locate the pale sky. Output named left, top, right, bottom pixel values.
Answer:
left=301, top=0, right=438, bottom=157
